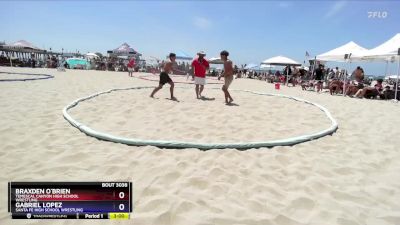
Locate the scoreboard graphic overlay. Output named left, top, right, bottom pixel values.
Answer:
left=8, top=182, right=132, bottom=219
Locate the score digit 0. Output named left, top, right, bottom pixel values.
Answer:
left=119, top=192, right=125, bottom=199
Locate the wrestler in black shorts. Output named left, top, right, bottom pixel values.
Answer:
left=159, top=72, right=172, bottom=85
left=150, top=53, right=176, bottom=99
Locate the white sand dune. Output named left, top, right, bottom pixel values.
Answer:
left=1, top=67, right=400, bottom=225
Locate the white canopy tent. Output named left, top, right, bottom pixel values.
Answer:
left=1, top=40, right=47, bottom=66
left=316, top=41, right=369, bottom=96
left=260, top=64, right=275, bottom=69
left=316, top=41, right=368, bottom=62
left=361, top=33, right=400, bottom=100
left=361, top=33, right=400, bottom=61
left=385, top=75, right=398, bottom=80
left=261, top=56, right=301, bottom=85
left=86, top=53, right=99, bottom=59
left=208, top=57, right=224, bottom=64
left=261, top=55, right=301, bottom=66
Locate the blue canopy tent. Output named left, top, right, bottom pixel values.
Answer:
left=245, top=63, right=275, bottom=72
left=244, top=63, right=259, bottom=69
left=66, top=58, right=89, bottom=69
left=168, top=50, right=193, bottom=60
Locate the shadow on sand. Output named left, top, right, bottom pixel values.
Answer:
left=199, top=96, right=216, bottom=101
left=226, top=102, right=239, bottom=106
left=165, top=97, right=180, bottom=102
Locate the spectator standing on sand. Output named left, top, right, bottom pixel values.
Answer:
left=127, top=57, right=135, bottom=77
left=191, top=51, right=210, bottom=99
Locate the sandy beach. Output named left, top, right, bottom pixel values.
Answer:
left=1, top=67, right=400, bottom=225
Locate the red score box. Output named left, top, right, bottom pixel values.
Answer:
left=34, top=190, right=130, bottom=201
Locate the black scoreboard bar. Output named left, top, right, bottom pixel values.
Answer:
left=8, top=182, right=132, bottom=219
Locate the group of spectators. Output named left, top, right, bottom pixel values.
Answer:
left=87, top=57, right=194, bottom=73
left=328, top=66, right=399, bottom=100
left=46, top=55, right=59, bottom=68
left=311, top=65, right=398, bottom=100
left=236, top=65, right=309, bottom=86
left=2, top=51, right=398, bottom=100
left=175, top=61, right=191, bottom=75
left=237, top=62, right=399, bottom=100
left=87, top=57, right=131, bottom=71
left=0, top=52, right=67, bottom=69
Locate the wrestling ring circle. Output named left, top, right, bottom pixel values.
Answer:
left=63, top=86, right=338, bottom=150
left=0, top=71, right=54, bottom=82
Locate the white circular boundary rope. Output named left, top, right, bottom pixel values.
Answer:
left=62, top=86, right=338, bottom=150
left=0, top=71, right=54, bottom=82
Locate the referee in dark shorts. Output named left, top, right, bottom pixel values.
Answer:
left=314, top=64, right=324, bottom=93
left=150, top=53, right=177, bottom=100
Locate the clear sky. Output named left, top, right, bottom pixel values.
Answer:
left=1, top=0, right=399, bottom=75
